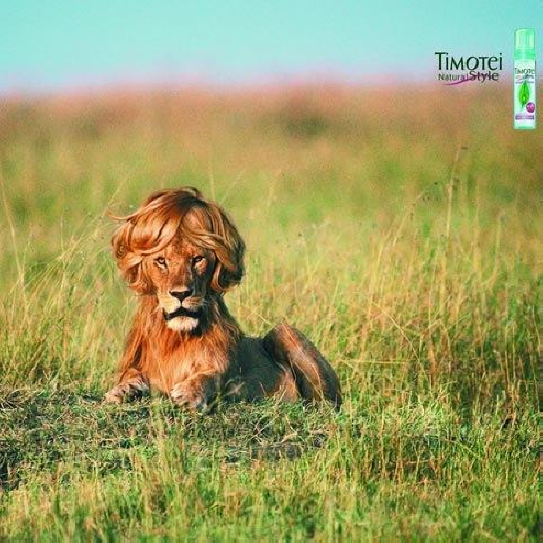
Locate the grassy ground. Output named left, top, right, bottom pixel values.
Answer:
left=0, top=85, right=539, bottom=540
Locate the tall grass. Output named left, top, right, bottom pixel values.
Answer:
left=0, top=85, right=539, bottom=540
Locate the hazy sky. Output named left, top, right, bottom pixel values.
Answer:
left=2, top=0, right=541, bottom=92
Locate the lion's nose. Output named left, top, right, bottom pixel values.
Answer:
left=170, top=289, right=193, bottom=302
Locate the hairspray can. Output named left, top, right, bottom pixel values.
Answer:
left=514, top=29, right=536, bottom=129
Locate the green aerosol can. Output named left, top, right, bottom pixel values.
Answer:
left=514, top=29, right=536, bottom=129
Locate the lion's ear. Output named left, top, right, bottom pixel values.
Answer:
left=208, top=203, right=245, bottom=293
left=111, top=220, right=152, bottom=294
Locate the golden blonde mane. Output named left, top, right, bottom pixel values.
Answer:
left=111, top=187, right=245, bottom=294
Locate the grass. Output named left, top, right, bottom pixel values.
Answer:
left=0, top=85, right=540, bottom=540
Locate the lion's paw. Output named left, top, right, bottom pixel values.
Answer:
left=104, top=386, right=127, bottom=404
left=170, top=383, right=210, bottom=413
left=104, top=380, right=149, bottom=404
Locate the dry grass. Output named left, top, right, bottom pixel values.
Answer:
left=0, top=85, right=539, bottom=540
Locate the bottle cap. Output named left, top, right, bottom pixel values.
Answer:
left=515, top=28, right=536, bottom=60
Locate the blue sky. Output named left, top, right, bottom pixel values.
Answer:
left=2, top=0, right=541, bottom=92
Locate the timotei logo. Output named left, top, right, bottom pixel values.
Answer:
left=435, top=52, right=503, bottom=85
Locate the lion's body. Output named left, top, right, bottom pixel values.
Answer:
left=105, top=187, right=341, bottom=410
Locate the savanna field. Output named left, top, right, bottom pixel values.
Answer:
left=0, top=85, right=539, bottom=540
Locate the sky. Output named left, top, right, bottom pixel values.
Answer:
left=2, top=0, right=542, bottom=93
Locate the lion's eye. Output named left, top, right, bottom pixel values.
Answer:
left=193, top=256, right=205, bottom=264
left=155, top=257, right=167, bottom=267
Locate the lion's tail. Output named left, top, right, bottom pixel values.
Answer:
left=262, top=324, right=342, bottom=408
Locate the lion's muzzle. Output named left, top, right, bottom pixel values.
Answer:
left=158, top=291, right=204, bottom=331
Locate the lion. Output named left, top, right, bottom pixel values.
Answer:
left=105, top=187, right=341, bottom=411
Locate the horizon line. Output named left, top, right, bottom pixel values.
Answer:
left=0, top=70, right=516, bottom=99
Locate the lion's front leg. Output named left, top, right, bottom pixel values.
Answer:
left=105, top=368, right=149, bottom=404
left=170, top=373, right=220, bottom=413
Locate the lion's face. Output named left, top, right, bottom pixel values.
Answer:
left=149, top=234, right=216, bottom=332
left=112, top=187, right=245, bottom=334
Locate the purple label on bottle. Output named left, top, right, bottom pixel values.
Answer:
left=526, top=102, right=535, bottom=113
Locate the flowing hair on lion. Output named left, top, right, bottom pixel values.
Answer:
left=111, top=187, right=245, bottom=294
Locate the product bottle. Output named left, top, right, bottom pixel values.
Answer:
left=514, top=29, right=536, bottom=129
